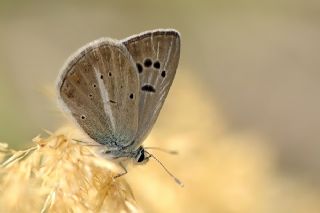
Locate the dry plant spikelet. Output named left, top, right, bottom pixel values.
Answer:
left=0, top=127, right=140, bottom=213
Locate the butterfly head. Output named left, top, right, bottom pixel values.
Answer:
left=133, top=146, right=150, bottom=164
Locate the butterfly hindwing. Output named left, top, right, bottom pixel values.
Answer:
left=57, top=39, right=140, bottom=147
left=122, top=29, right=181, bottom=144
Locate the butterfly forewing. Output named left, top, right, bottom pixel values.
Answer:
left=122, top=30, right=181, bottom=144
left=57, top=39, right=140, bottom=147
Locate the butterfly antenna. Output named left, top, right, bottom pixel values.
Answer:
left=144, top=147, right=178, bottom=155
left=145, top=151, right=184, bottom=187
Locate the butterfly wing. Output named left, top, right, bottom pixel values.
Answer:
left=122, top=29, right=181, bottom=144
left=57, top=39, right=140, bottom=148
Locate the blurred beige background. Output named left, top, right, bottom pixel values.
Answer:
left=0, top=0, right=320, bottom=211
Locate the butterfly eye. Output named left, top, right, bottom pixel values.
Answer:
left=100, top=75, right=104, bottom=79
left=108, top=72, right=112, bottom=77
left=129, top=93, right=134, bottom=99
left=137, top=151, right=145, bottom=163
left=81, top=115, right=86, bottom=120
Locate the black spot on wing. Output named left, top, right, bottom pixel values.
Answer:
left=144, top=58, right=152, bottom=67
left=161, top=70, right=166, bottom=78
left=153, top=61, right=160, bottom=69
left=141, top=84, right=156, bottom=93
left=136, top=63, right=143, bottom=73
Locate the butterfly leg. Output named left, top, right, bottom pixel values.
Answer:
left=72, top=138, right=99, bottom=146
left=114, top=162, right=128, bottom=179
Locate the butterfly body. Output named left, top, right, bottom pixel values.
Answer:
left=57, top=29, right=180, bottom=164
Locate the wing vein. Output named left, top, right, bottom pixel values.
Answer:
left=156, top=41, right=160, bottom=59
left=163, top=38, right=174, bottom=69
left=151, top=34, right=156, bottom=57
left=93, top=66, right=116, bottom=131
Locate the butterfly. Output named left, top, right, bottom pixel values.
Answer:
left=56, top=29, right=181, bottom=183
